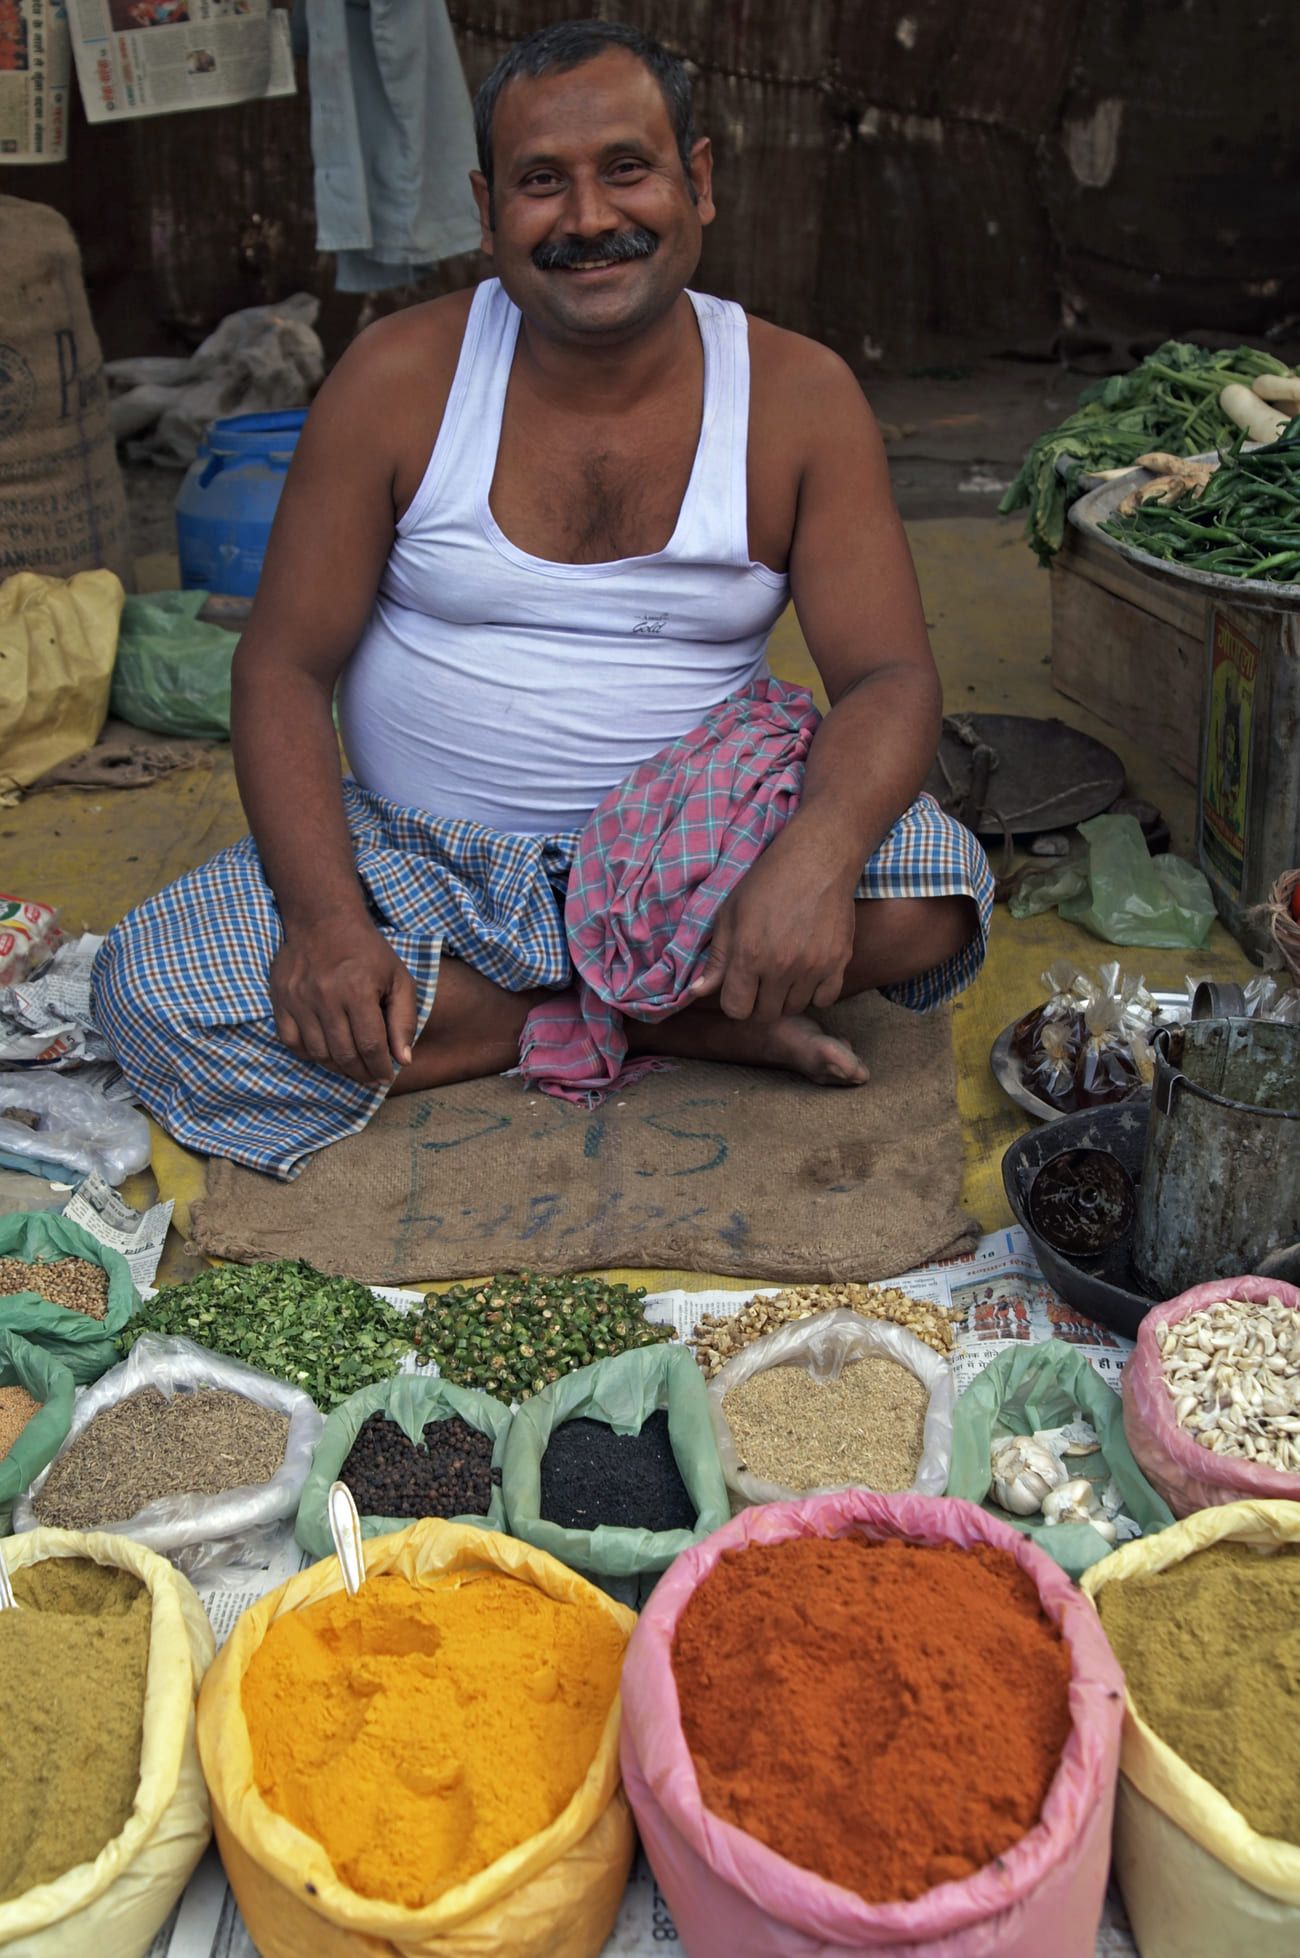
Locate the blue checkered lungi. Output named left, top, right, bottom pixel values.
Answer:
left=92, top=778, right=993, bottom=1180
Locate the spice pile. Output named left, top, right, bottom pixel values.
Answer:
left=422, top=1273, right=674, bottom=1402
left=0, top=1384, right=40, bottom=1458
left=0, top=1255, right=108, bottom=1319
left=120, top=1261, right=418, bottom=1411
left=722, top=1358, right=930, bottom=1493
left=673, top=1537, right=1072, bottom=1902
left=1, top=1558, right=151, bottom=1903
left=1157, top=1296, right=1300, bottom=1471
left=339, top=1412, right=498, bottom=1519
left=1097, top=1541, right=1300, bottom=1844
left=540, top=1411, right=697, bottom=1532
left=691, top=1283, right=955, bottom=1377
left=242, top=1569, right=627, bottom=1907
left=34, top=1387, right=289, bottom=1529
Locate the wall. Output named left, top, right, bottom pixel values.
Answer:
left=1, top=0, right=1296, bottom=370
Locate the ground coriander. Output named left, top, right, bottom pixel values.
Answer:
left=722, top=1356, right=930, bottom=1491
left=0, top=1255, right=108, bottom=1320
left=0, top=1384, right=40, bottom=1458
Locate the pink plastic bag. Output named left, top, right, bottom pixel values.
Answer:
left=620, top=1491, right=1124, bottom=1957
left=1123, top=1275, right=1300, bottom=1517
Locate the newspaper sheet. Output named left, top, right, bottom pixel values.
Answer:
left=142, top=1229, right=1137, bottom=1957
left=63, top=1169, right=173, bottom=1287
left=0, top=0, right=70, bottom=162
left=70, top=0, right=293, bottom=124
left=0, top=932, right=111, bottom=1066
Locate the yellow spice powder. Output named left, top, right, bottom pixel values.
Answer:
left=241, top=1569, right=626, bottom=1908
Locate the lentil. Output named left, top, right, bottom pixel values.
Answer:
left=540, top=1411, right=697, bottom=1531
left=0, top=1383, right=40, bottom=1458
left=722, top=1356, right=929, bottom=1492
left=1157, top=1296, right=1300, bottom=1472
left=691, top=1283, right=956, bottom=1378
left=339, top=1412, right=499, bottom=1518
left=1097, top=1541, right=1300, bottom=1844
left=421, top=1272, right=674, bottom=1402
left=0, top=1254, right=108, bottom=1320
left=33, top=1387, right=289, bottom=1529
left=0, top=1558, right=151, bottom=1903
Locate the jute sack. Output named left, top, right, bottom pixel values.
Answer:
left=0, top=1528, right=215, bottom=1956
left=1081, top=1500, right=1300, bottom=1958
left=0, top=197, right=130, bottom=585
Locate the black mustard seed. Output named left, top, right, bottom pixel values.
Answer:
left=539, top=1410, right=698, bottom=1532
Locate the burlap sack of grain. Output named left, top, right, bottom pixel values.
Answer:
left=0, top=1527, right=214, bottom=1957
left=1081, top=1502, right=1300, bottom=1958
left=0, top=197, right=130, bottom=586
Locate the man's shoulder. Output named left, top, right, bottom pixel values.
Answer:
left=745, top=313, right=861, bottom=399
left=343, top=287, right=478, bottom=395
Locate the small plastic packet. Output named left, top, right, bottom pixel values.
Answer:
left=1074, top=995, right=1143, bottom=1109
left=0, top=896, right=61, bottom=986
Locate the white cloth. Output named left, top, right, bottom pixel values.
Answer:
left=337, top=278, right=791, bottom=833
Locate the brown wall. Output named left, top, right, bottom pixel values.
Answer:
left=3, top=0, right=1297, bottom=370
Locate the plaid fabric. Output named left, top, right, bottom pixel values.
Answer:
left=93, top=697, right=993, bottom=1176
left=519, top=678, right=994, bottom=1101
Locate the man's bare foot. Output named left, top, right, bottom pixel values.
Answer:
left=629, top=1008, right=869, bottom=1086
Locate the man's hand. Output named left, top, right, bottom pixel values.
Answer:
left=687, top=827, right=858, bottom=1021
left=270, top=917, right=418, bottom=1086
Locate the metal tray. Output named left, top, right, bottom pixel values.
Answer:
left=1002, top=1104, right=1158, bottom=1339
left=990, top=990, right=1188, bottom=1124
left=1069, top=456, right=1300, bottom=614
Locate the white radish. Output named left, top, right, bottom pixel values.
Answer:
left=1252, top=374, right=1300, bottom=407
left=1220, top=383, right=1288, bottom=442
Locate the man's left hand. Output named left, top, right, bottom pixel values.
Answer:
left=686, top=829, right=858, bottom=1021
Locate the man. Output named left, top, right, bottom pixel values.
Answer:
left=94, top=19, right=992, bottom=1179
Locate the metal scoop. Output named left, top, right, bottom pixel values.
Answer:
left=327, top=1480, right=366, bottom=1598
left=0, top=1557, right=18, bottom=1613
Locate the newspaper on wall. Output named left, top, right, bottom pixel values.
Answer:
left=70, top=0, right=293, bottom=125
left=146, top=1229, right=1137, bottom=1958
left=0, top=0, right=71, bottom=162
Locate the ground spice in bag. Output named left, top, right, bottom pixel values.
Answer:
left=0, top=1558, right=151, bottom=1902
left=1096, top=1540, right=1300, bottom=1844
left=672, top=1536, right=1072, bottom=1903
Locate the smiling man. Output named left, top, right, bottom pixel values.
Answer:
left=93, top=19, right=993, bottom=1178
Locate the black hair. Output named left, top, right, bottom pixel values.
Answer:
left=473, top=18, right=696, bottom=192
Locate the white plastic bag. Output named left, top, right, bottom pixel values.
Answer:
left=0, top=1067, right=150, bottom=1184
left=14, top=1333, right=325, bottom=1580
left=707, top=1306, right=956, bottom=1505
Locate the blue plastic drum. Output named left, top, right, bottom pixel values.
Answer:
left=175, top=408, right=306, bottom=596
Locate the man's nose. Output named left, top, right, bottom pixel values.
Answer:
left=561, top=168, right=620, bottom=237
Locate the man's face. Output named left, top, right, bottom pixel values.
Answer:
left=472, top=49, right=715, bottom=345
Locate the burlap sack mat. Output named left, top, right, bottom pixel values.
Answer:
left=191, top=993, right=978, bottom=1285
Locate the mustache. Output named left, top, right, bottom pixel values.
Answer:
left=532, top=227, right=660, bottom=272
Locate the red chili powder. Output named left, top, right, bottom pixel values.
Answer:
left=671, top=1536, right=1073, bottom=1904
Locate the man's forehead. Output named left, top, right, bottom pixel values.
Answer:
left=492, top=50, right=675, bottom=164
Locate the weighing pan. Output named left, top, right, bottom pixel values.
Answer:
left=925, top=714, right=1125, bottom=840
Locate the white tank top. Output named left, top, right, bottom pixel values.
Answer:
left=336, top=277, right=790, bottom=833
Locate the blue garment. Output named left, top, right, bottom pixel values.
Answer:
left=298, top=0, right=481, bottom=293
left=91, top=778, right=993, bottom=1182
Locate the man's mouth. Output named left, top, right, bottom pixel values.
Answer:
left=532, top=228, right=659, bottom=274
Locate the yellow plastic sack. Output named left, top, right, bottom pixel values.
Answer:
left=197, top=1519, right=637, bottom=1958
left=0, top=1526, right=215, bottom=1956
left=0, top=571, right=124, bottom=792
left=1082, top=1500, right=1300, bottom=1958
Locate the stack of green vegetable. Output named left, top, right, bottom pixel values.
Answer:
left=1001, top=341, right=1296, bottom=563
left=1100, top=421, right=1300, bottom=583
left=421, top=1273, right=674, bottom=1402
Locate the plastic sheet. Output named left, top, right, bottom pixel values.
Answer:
left=14, top=1333, right=325, bottom=1581
left=707, top=1307, right=955, bottom=1506
left=0, top=1209, right=138, bottom=1382
left=109, top=591, right=235, bottom=739
left=1060, top=815, right=1216, bottom=949
left=0, top=1068, right=150, bottom=1185
left=0, top=1328, right=75, bottom=1533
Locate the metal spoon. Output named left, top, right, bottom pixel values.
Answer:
left=0, top=1556, right=18, bottom=1613
left=327, top=1480, right=366, bottom=1599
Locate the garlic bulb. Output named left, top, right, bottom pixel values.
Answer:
left=1041, top=1477, right=1101, bottom=1526
left=1089, top=1516, right=1117, bottom=1546
left=990, top=1437, right=1067, bottom=1516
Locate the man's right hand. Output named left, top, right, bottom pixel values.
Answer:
left=270, top=918, right=419, bottom=1087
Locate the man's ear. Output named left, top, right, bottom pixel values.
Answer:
left=689, top=138, right=715, bottom=226
left=470, top=170, right=495, bottom=253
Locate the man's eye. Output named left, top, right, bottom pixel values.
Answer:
left=524, top=172, right=560, bottom=190
left=610, top=159, right=647, bottom=176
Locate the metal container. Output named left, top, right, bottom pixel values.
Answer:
left=1132, top=1018, right=1300, bottom=1298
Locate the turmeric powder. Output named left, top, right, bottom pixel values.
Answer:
left=241, top=1569, right=627, bottom=1907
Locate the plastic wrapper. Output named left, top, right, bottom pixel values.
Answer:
left=296, top=1373, right=512, bottom=1560
left=1060, top=814, right=1216, bottom=949
left=707, top=1307, right=956, bottom=1505
left=0, top=1209, right=138, bottom=1383
left=1081, top=1502, right=1300, bottom=1956
left=109, top=591, right=236, bottom=740
left=0, top=1068, right=151, bottom=1184
left=1123, top=1276, right=1300, bottom=1516
left=0, top=895, right=61, bottom=984
left=1011, top=958, right=1176, bottom=1114
left=945, top=1339, right=1173, bottom=1576
left=621, top=1489, right=1125, bottom=1958
left=0, top=1528, right=214, bottom=1957
left=0, top=1328, right=75, bottom=1533
left=13, top=1333, right=326, bottom=1582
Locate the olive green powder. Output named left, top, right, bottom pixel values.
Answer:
left=1098, top=1541, right=1300, bottom=1845
left=0, top=1558, right=152, bottom=1902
